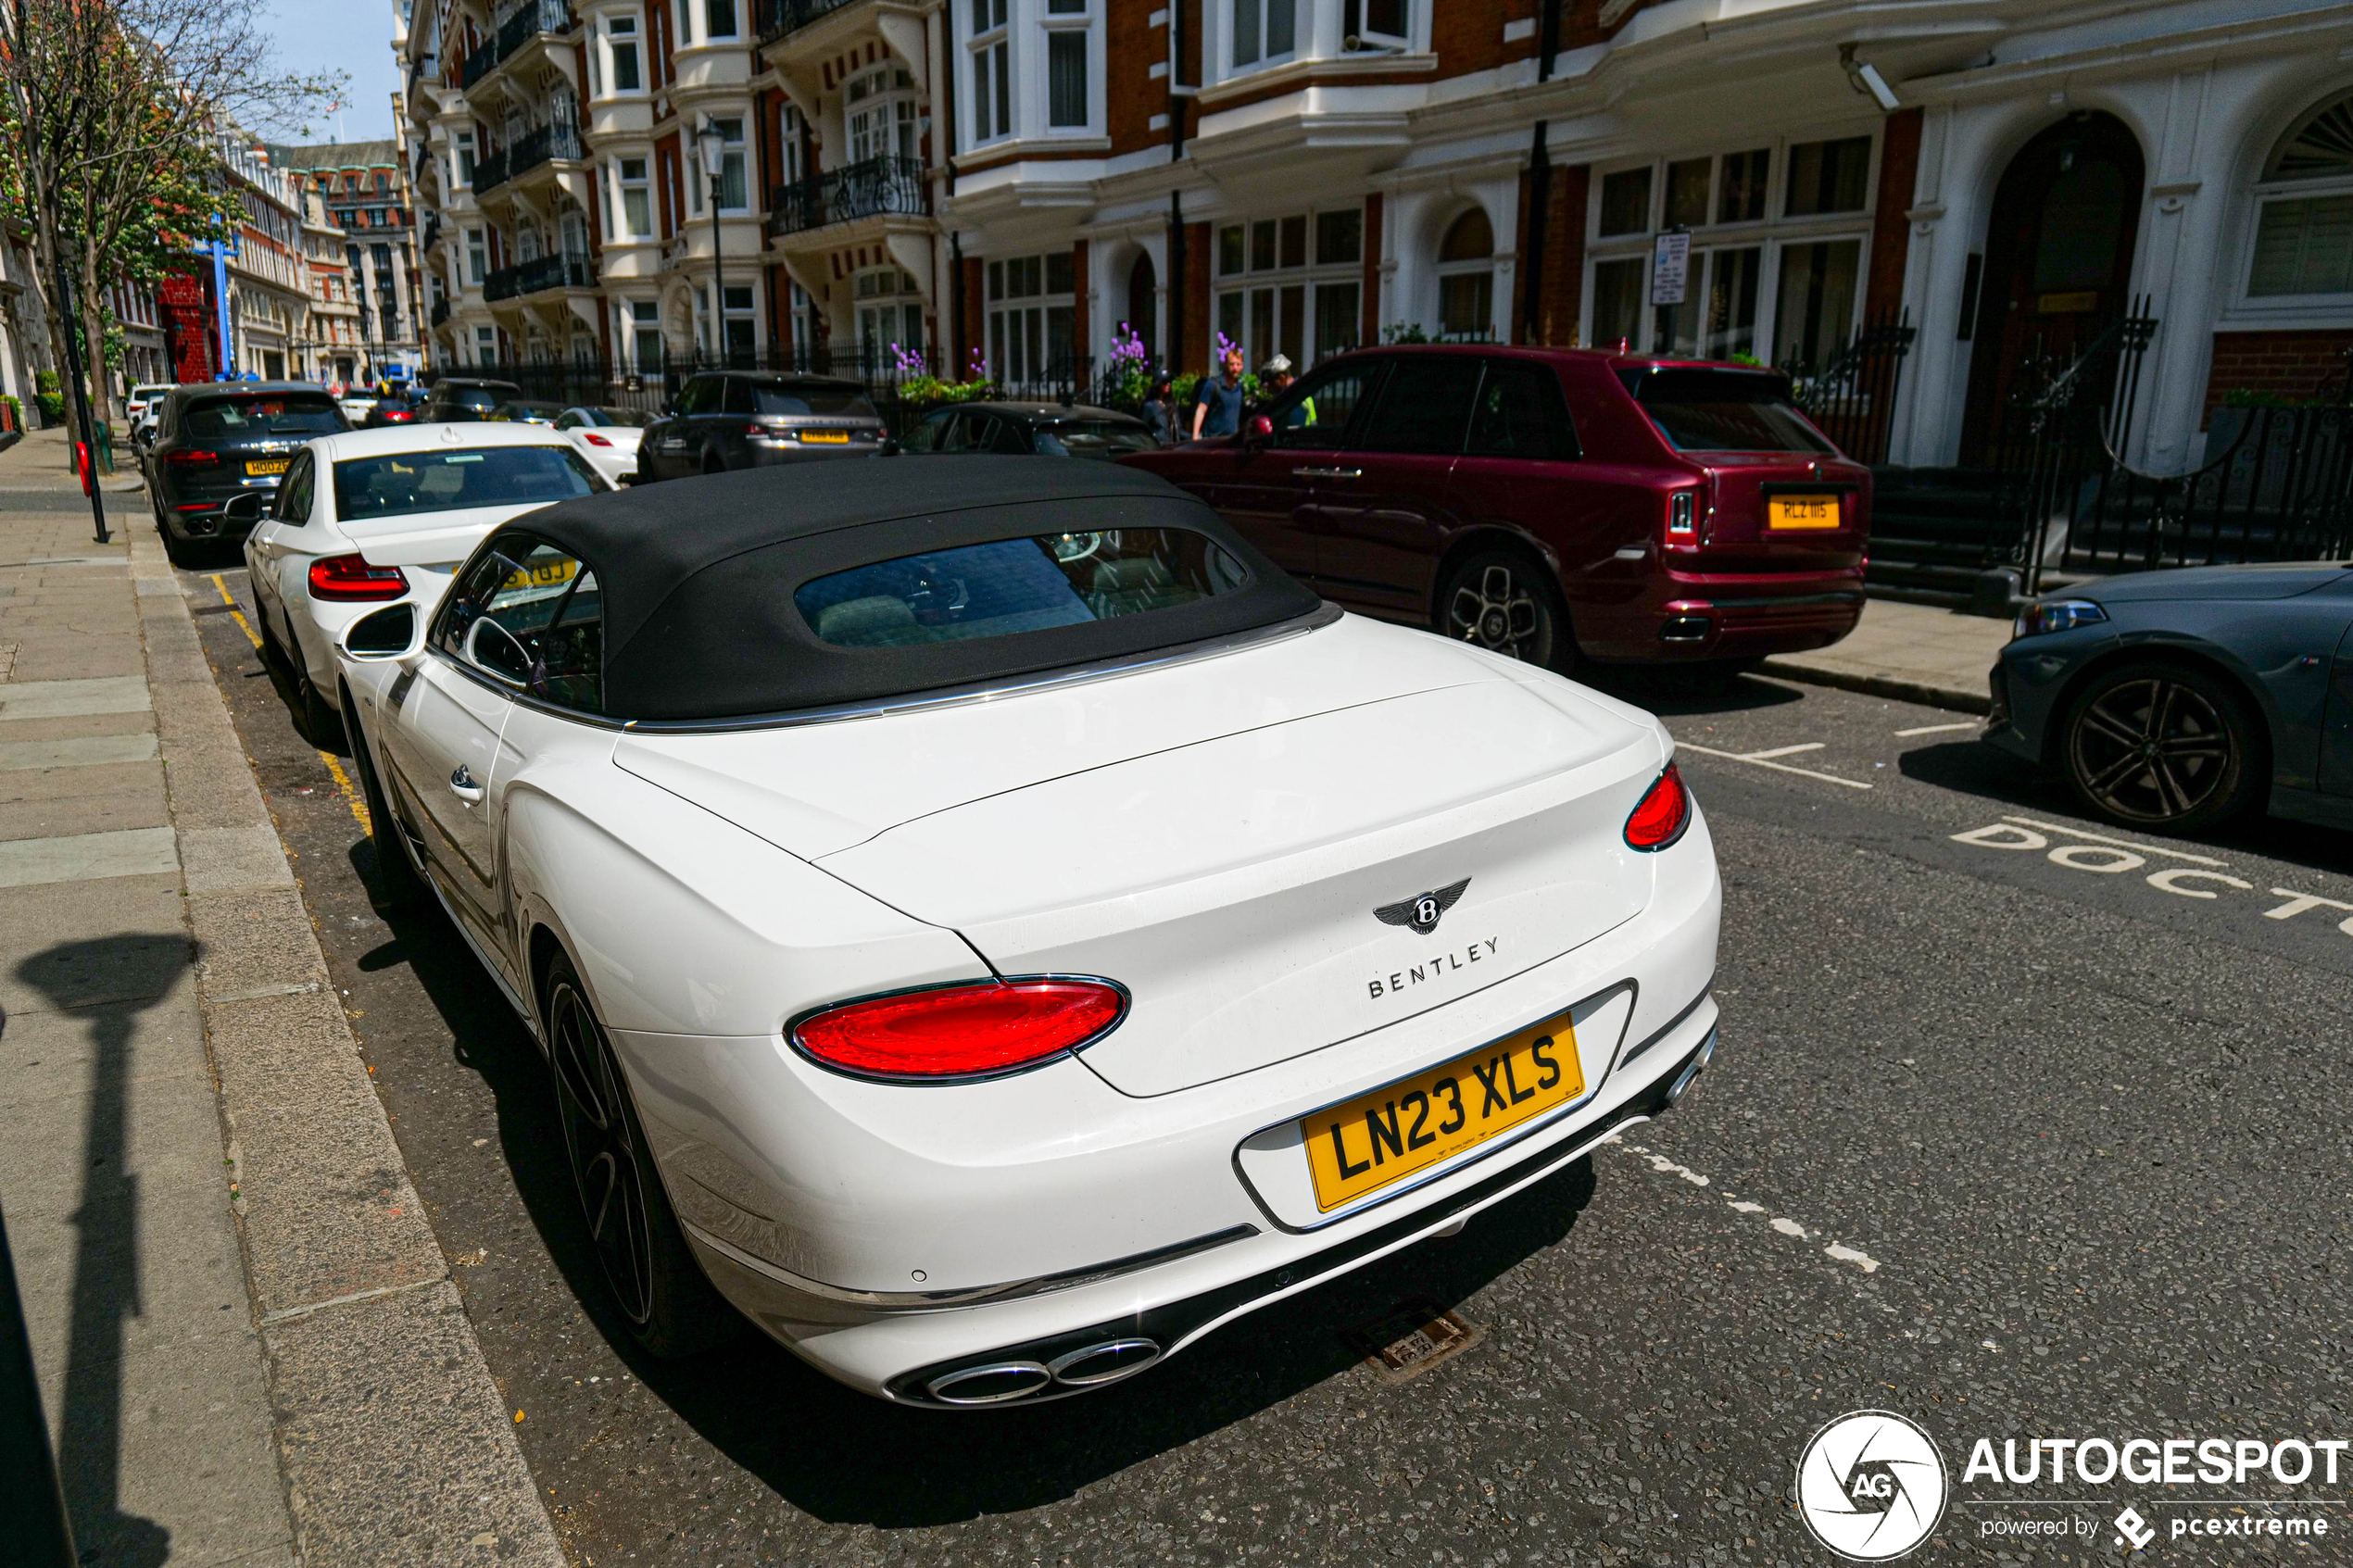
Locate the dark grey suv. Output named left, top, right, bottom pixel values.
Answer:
left=636, top=371, right=887, bottom=481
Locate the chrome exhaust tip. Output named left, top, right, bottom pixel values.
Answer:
left=1659, top=615, right=1713, bottom=643
left=925, top=1360, right=1053, bottom=1405
left=1665, top=1029, right=1717, bottom=1106
left=1047, top=1337, right=1162, bottom=1386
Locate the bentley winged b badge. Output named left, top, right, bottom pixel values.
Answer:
left=1373, top=877, right=1471, bottom=937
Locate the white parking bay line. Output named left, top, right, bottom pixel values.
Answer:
left=0, top=675, right=153, bottom=721
left=1678, top=741, right=1872, bottom=790
left=1895, top=721, right=1979, bottom=737
left=1739, top=743, right=1826, bottom=759
left=0, top=826, right=179, bottom=889
left=1604, top=1135, right=1883, bottom=1274
left=0, top=733, right=159, bottom=771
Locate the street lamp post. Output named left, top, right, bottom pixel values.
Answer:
left=697, top=119, right=726, bottom=368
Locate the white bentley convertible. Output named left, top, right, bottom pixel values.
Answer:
left=333, top=458, right=1722, bottom=1405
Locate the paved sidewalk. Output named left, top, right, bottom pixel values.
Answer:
left=1764, top=597, right=2010, bottom=714
left=0, top=448, right=561, bottom=1562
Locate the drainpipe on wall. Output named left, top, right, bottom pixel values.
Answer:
left=1518, top=0, right=1562, bottom=345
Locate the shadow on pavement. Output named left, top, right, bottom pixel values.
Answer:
left=1579, top=668, right=1806, bottom=718
left=1900, top=739, right=2353, bottom=874
left=359, top=838, right=1604, bottom=1528
left=10, top=934, right=193, bottom=1568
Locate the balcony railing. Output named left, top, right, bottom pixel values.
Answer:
left=459, top=39, right=497, bottom=89
left=431, top=298, right=451, bottom=327
left=484, top=253, right=592, bottom=302
left=766, top=155, right=928, bottom=238
left=496, top=0, right=574, bottom=61
left=755, top=0, right=862, bottom=46
left=473, top=121, right=581, bottom=195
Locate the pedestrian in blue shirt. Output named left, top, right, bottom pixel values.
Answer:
left=1191, top=349, right=1246, bottom=440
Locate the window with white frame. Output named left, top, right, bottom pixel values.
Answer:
left=1214, top=206, right=1363, bottom=370
left=713, top=118, right=747, bottom=210
left=626, top=298, right=663, bottom=370
left=970, top=0, right=1011, bottom=144
left=1044, top=0, right=1090, bottom=131
left=1586, top=136, right=1871, bottom=367
left=465, top=226, right=487, bottom=285
left=1434, top=208, right=1494, bottom=339
left=703, top=0, right=736, bottom=40
left=779, top=104, right=806, bottom=185
left=846, top=67, right=918, bottom=164
left=1341, top=0, right=1406, bottom=50
left=454, top=130, right=476, bottom=187
left=2246, top=92, right=2353, bottom=301
left=988, top=251, right=1074, bottom=385
left=1231, top=0, right=1296, bottom=71
left=605, top=14, right=641, bottom=94
left=474, top=324, right=497, bottom=364
left=856, top=267, right=925, bottom=361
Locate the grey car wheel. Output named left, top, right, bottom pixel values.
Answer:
left=2059, top=660, right=2261, bottom=834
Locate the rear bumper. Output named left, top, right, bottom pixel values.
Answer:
left=744, top=441, right=887, bottom=467
left=156, top=482, right=276, bottom=541
left=1581, top=567, right=1866, bottom=663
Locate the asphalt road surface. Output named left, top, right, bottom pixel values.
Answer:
left=181, top=550, right=2353, bottom=1566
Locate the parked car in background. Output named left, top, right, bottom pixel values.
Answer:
left=1989, top=565, right=2353, bottom=834
left=126, top=383, right=177, bottom=445
left=330, top=457, right=1722, bottom=1396
left=553, top=405, right=655, bottom=486
left=489, top=400, right=566, bottom=427
left=1121, top=345, right=1870, bottom=676
left=416, top=377, right=524, bottom=423
left=339, top=393, right=380, bottom=425
left=242, top=422, right=609, bottom=740
left=363, top=393, right=422, bottom=428
left=146, top=383, right=349, bottom=562
left=634, top=370, right=887, bottom=481
left=901, top=401, right=1160, bottom=461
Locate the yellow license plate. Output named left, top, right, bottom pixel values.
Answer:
left=1768, top=495, right=1839, bottom=530
left=501, top=557, right=578, bottom=592
left=245, top=458, right=290, bottom=477
left=798, top=430, right=849, bottom=444
left=1303, top=1010, right=1584, bottom=1211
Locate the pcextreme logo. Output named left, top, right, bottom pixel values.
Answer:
left=1794, top=1411, right=1951, bottom=1561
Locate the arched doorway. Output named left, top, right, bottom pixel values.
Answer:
left=1126, top=250, right=1157, bottom=360
left=1436, top=207, right=1495, bottom=339
left=1959, top=112, right=2145, bottom=461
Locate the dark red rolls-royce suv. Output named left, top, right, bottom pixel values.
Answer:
left=1119, top=344, right=1869, bottom=671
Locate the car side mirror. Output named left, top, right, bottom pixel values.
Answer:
left=221, top=492, right=268, bottom=524
left=335, top=602, right=421, bottom=662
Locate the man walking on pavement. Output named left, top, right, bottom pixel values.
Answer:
left=1191, top=347, right=1247, bottom=441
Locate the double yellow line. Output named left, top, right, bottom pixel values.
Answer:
left=208, top=574, right=372, bottom=834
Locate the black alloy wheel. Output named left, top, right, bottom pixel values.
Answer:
left=544, top=955, right=736, bottom=1357
left=2060, top=660, right=2261, bottom=834
left=1438, top=549, right=1570, bottom=671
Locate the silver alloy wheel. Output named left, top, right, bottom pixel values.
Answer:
left=2067, top=674, right=2233, bottom=824
left=549, top=981, right=656, bottom=1327
left=1447, top=563, right=1544, bottom=661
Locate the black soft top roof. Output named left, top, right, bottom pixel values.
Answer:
left=510, top=457, right=1321, bottom=722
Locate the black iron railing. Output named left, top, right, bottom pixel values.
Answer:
left=766, top=155, right=927, bottom=237
left=755, top=0, right=862, bottom=46
left=459, top=39, right=497, bottom=88
left=431, top=298, right=450, bottom=327
left=484, top=254, right=592, bottom=302
left=497, top=0, right=574, bottom=59
left=473, top=122, right=581, bottom=195
left=1785, top=312, right=1915, bottom=466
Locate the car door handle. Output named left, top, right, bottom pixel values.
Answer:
left=448, top=765, right=484, bottom=804
left=1291, top=467, right=1362, bottom=481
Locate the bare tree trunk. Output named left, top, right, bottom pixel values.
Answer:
left=80, top=233, right=116, bottom=433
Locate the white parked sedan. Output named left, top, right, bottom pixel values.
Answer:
left=553, top=405, right=654, bottom=485
left=244, top=423, right=608, bottom=737
left=332, top=459, right=1722, bottom=1403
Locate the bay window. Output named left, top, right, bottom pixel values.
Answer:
left=971, top=0, right=1010, bottom=144
left=1045, top=0, right=1089, bottom=131
left=1232, top=0, right=1295, bottom=70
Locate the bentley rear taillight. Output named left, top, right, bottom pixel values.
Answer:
left=790, top=978, right=1127, bottom=1082
left=308, top=553, right=409, bottom=602
left=1624, top=763, right=1692, bottom=851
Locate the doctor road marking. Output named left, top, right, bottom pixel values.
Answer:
left=1951, top=815, right=2353, bottom=939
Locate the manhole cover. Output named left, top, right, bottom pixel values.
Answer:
left=1342, top=1298, right=1485, bottom=1384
